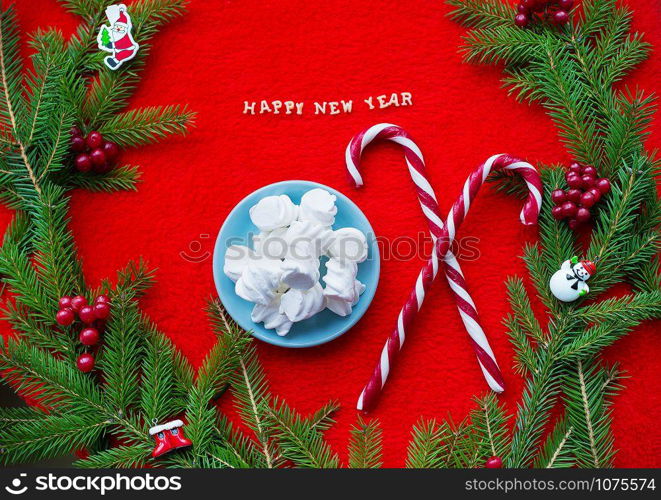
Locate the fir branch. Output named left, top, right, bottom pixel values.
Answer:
left=66, top=165, right=141, bottom=193
left=30, top=184, right=85, bottom=303
left=269, top=397, right=340, bottom=468
left=4, top=301, right=76, bottom=357
left=470, top=393, right=510, bottom=462
left=0, top=338, right=106, bottom=413
left=446, top=0, right=513, bottom=29
left=0, top=411, right=109, bottom=465
left=0, top=7, right=42, bottom=195
left=114, top=258, right=157, bottom=297
left=405, top=417, right=475, bottom=468
left=534, top=416, right=574, bottom=468
left=348, top=416, right=383, bottom=469
left=98, top=105, right=195, bottom=148
left=140, top=320, right=189, bottom=423
left=506, top=344, right=562, bottom=468
left=74, top=444, right=153, bottom=469
left=506, top=277, right=545, bottom=343
left=97, top=291, right=144, bottom=413
left=307, top=399, right=340, bottom=432
left=563, top=360, right=624, bottom=468
left=230, top=343, right=278, bottom=468
left=57, top=0, right=105, bottom=19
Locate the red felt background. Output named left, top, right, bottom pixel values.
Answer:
left=6, top=0, right=660, bottom=467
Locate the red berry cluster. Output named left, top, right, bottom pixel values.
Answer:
left=515, top=0, right=574, bottom=28
left=55, top=294, right=111, bottom=373
left=70, top=127, right=119, bottom=174
left=551, top=162, right=611, bottom=230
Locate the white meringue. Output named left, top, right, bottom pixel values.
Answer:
left=299, top=188, right=337, bottom=227
left=281, top=248, right=320, bottom=290
left=235, top=258, right=283, bottom=306
left=322, top=258, right=358, bottom=302
left=327, top=227, right=368, bottom=263
left=252, top=227, right=289, bottom=258
left=285, top=220, right=333, bottom=257
left=279, top=283, right=325, bottom=322
left=251, top=296, right=293, bottom=337
left=325, top=280, right=366, bottom=316
left=223, top=245, right=256, bottom=282
left=249, top=195, right=298, bottom=232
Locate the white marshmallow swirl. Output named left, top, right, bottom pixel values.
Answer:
left=327, top=227, right=368, bottom=263
left=279, top=283, right=326, bottom=322
left=322, top=258, right=358, bottom=302
left=299, top=188, right=337, bottom=226
left=251, top=295, right=293, bottom=337
left=235, top=258, right=283, bottom=306
left=325, top=279, right=366, bottom=317
left=223, top=245, right=256, bottom=282
left=249, top=195, right=298, bottom=232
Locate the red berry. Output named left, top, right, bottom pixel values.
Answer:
left=515, top=13, right=529, bottom=27
left=58, top=296, right=73, bottom=309
left=102, top=141, right=119, bottom=162
left=576, top=207, right=591, bottom=223
left=595, top=178, right=611, bottom=194
left=582, top=165, right=597, bottom=177
left=485, top=456, right=503, bottom=468
left=551, top=206, right=565, bottom=220
left=554, top=10, right=569, bottom=24
left=521, top=0, right=536, bottom=7
left=580, top=191, right=596, bottom=208
left=559, top=0, right=574, bottom=10
left=567, top=175, right=582, bottom=189
left=588, top=187, right=602, bottom=202
left=561, top=201, right=577, bottom=217
left=86, top=131, right=104, bottom=149
left=71, top=136, right=86, bottom=153
left=569, top=162, right=582, bottom=174
left=566, top=188, right=582, bottom=203
left=70, top=126, right=82, bottom=138
left=94, top=302, right=110, bottom=320
left=71, top=295, right=88, bottom=312
left=79, top=305, right=96, bottom=325
left=76, top=353, right=95, bottom=373
left=56, top=308, right=75, bottom=326
left=79, top=327, right=100, bottom=346
left=581, top=175, right=596, bottom=189
left=568, top=218, right=579, bottom=230
left=95, top=294, right=111, bottom=305
left=551, top=189, right=566, bottom=204
left=90, top=148, right=106, bottom=167
left=74, top=154, right=93, bottom=173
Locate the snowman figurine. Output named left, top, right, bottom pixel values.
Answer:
left=549, top=256, right=596, bottom=302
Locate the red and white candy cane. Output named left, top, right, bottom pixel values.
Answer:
left=346, top=124, right=543, bottom=412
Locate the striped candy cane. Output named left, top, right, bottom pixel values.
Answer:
left=346, top=124, right=542, bottom=412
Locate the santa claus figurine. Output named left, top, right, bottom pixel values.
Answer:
left=149, top=419, right=193, bottom=458
left=97, top=4, right=139, bottom=70
left=549, top=256, right=596, bottom=302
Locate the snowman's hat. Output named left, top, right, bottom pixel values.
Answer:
left=580, top=260, right=596, bottom=276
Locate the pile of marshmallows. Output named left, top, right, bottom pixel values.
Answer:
left=224, top=188, right=368, bottom=336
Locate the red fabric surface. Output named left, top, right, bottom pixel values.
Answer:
left=6, top=0, right=660, bottom=467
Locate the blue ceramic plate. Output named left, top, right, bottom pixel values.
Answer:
left=213, top=180, right=380, bottom=348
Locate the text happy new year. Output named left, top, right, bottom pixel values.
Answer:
left=243, top=92, right=413, bottom=116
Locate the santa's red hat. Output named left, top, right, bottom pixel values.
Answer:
left=116, top=9, right=128, bottom=25
left=580, top=260, right=596, bottom=276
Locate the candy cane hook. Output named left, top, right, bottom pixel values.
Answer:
left=346, top=124, right=542, bottom=412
